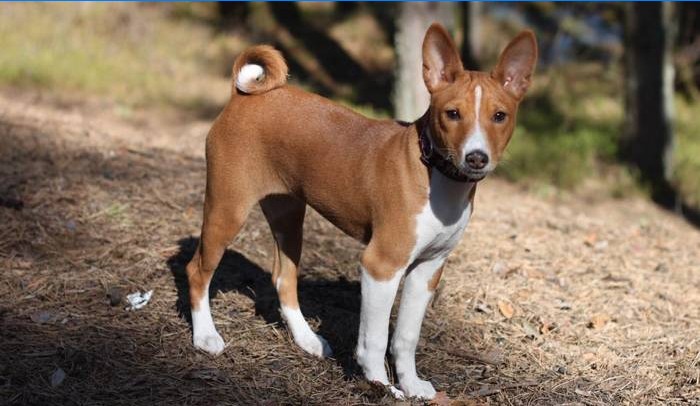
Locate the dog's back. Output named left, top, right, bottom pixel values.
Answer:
left=208, top=47, right=419, bottom=241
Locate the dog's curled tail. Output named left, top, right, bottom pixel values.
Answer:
left=232, top=45, right=288, bottom=95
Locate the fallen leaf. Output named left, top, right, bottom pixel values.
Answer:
left=584, top=233, right=598, bottom=246
left=497, top=301, right=515, bottom=319
left=50, top=367, right=66, bottom=387
left=588, top=314, right=610, bottom=330
left=428, top=391, right=450, bottom=406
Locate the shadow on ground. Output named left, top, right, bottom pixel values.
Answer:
left=0, top=319, right=284, bottom=405
left=167, top=236, right=364, bottom=378
left=0, top=119, right=384, bottom=404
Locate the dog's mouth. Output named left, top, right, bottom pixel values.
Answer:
left=443, top=163, right=488, bottom=182
left=465, top=170, right=488, bottom=182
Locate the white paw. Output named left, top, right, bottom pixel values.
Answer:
left=400, top=378, right=437, bottom=400
left=388, top=385, right=405, bottom=399
left=295, top=331, right=333, bottom=358
left=193, top=333, right=225, bottom=356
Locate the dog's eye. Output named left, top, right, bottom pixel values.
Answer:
left=492, top=111, right=507, bottom=123
left=445, top=109, right=460, bottom=120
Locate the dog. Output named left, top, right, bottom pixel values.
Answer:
left=185, top=23, right=537, bottom=400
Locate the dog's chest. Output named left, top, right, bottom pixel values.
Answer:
left=411, top=174, right=474, bottom=261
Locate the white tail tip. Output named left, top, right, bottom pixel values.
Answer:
left=235, top=64, right=264, bottom=93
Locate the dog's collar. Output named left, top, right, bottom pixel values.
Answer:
left=418, top=124, right=471, bottom=183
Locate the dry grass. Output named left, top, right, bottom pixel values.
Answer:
left=1, top=87, right=699, bottom=406
left=0, top=3, right=235, bottom=109
left=674, top=97, right=700, bottom=208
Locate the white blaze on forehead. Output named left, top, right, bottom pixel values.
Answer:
left=461, top=85, right=491, bottom=161
left=474, top=85, right=482, bottom=123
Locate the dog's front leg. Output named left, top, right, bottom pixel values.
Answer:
left=391, top=257, right=445, bottom=400
left=355, top=249, right=406, bottom=398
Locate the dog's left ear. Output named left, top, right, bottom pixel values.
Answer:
left=422, top=23, right=463, bottom=93
left=492, top=31, right=538, bottom=100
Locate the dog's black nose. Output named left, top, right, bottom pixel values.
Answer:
left=466, top=150, right=489, bottom=170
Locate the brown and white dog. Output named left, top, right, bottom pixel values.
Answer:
left=185, top=24, right=537, bottom=399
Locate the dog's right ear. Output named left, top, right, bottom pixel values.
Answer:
left=492, top=30, right=537, bottom=100
left=422, top=23, right=463, bottom=93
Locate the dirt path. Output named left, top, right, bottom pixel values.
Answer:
left=1, top=91, right=698, bottom=405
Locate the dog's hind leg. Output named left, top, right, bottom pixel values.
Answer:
left=186, top=194, right=254, bottom=355
left=260, top=195, right=332, bottom=358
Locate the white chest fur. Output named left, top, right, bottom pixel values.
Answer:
left=411, top=172, right=474, bottom=262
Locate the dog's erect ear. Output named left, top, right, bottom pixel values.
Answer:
left=422, top=23, right=463, bottom=93
left=492, top=30, right=538, bottom=100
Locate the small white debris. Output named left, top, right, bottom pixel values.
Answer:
left=31, top=310, right=53, bottom=324
left=491, top=260, right=507, bottom=276
left=594, top=240, right=609, bottom=251
left=50, top=367, right=66, bottom=387
left=125, top=290, right=153, bottom=311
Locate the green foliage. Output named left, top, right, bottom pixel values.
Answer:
left=495, top=64, right=622, bottom=189
left=673, top=97, right=700, bottom=207
left=499, top=125, right=615, bottom=188
left=497, top=64, right=700, bottom=209
left=0, top=4, right=228, bottom=107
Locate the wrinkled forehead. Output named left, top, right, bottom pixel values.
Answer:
left=432, top=71, right=517, bottom=109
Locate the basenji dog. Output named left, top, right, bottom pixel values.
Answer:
left=185, top=23, right=537, bottom=400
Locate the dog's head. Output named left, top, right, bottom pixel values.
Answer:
left=422, top=24, right=537, bottom=182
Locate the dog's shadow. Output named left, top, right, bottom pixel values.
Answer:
left=167, top=237, right=362, bottom=377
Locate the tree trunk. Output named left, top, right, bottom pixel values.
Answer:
left=393, top=3, right=455, bottom=122
left=218, top=2, right=248, bottom=27
left=460, top=2, right=482, bottom=70
left=623, top=2, right=677, bottom=204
